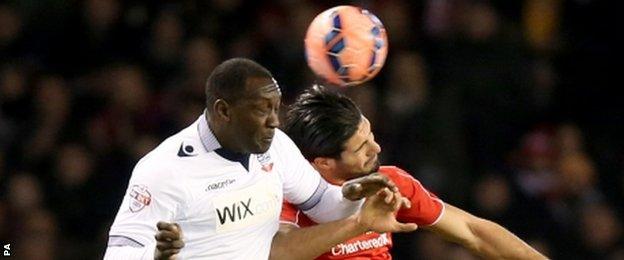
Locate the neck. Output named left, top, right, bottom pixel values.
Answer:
left=207, top=115, right=243, bottom=153
left=314, top=166, right=346, bottom=186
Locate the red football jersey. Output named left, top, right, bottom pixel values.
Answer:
left=280, top=166, right=445, bottom=259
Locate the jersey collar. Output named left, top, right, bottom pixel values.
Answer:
left=197, top=111, right=222, bottom=152
left=198, top=111, right=251, bottom=171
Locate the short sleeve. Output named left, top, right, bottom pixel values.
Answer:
left=107, top=157, right=186, bottom=246
left=279, top=201, right=300, bottom=226
left=380, top=166, right=445, bottom=226
left=272, top=130, right=362, bottom=223
left=272, top=130, right=322, bottom=205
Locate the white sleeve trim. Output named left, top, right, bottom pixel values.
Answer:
left=108, top=235, right=144, bottom=247
left=296, top=178, right=327, bottom=210
left=426, top=199, right=446, bottom=226
left=279, top=221, right=300, bottom=228
left=411, top=177, right=446, bottom=227
left=279, top=209, right=301, bottom=227
left=302, top=184, right=363, bottom=223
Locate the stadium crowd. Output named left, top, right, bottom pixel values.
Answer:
left=0, top=0, right=621, bottom=259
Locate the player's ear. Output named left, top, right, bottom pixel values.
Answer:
left=312, top=157, right=335, bottom=171
left=213, top=99, right=231, bottom=122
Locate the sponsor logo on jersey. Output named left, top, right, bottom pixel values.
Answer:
left=128, top=185, right=151, bottom=212
left=205, top=179, right=236, bottom=191
left=216, top=198, right=255, bottom=225
left=330, top=233, right=390, bottom=256
left=212, top=179, right=279, bottom=233
left=256, top=153, right=273, bottom=172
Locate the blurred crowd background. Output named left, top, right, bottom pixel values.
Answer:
left=0, top=0, right=621, bottom=259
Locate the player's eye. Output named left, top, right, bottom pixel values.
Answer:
left=255, top=108, right=269, bottom=116
left=273, top=106, right=280, bottom=116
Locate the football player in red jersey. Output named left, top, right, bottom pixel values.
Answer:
left=270, top=85, right=547, bottom=260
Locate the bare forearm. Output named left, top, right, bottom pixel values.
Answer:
left=270, top=215, right=367, bottom=260
left=427, top=204, right=547, bottom=260
left=468, top=218, right=546, bottom=260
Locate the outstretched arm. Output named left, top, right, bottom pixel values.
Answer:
left=271, top=216, right=366, bottom=260
left=270, top=189, right=417, bottom=260
left=426, top=203, right=547, bottom=260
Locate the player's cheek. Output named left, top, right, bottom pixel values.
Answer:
left=361, top=156, right=369, bottom=168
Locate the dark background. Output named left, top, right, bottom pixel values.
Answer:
left=0, top=0, right=622, bottom=259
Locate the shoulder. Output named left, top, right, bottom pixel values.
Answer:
left=129, top=141, right=191, bottom=204
left=379, top=166, right=416, bottom=182
left=272, top=129, right=295, bottom=147
left=378, top=166, right=427, bottom=198
left=147, top=120, right=204, bottom=157
left=131, top=124, right=201, bottom=181
left=269, top=129, right=301, bottom=155
left=130, top=153, right=174, bottom=186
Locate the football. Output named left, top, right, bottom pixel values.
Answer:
left=304, top=5, right=388, bottom=87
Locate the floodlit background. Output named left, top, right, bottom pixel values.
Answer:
left=0, top=0, right=621, bottom=259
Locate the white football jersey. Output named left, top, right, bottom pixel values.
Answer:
left=105, top=114, right=349, bottom=259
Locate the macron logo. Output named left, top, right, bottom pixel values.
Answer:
left=205, top=179, right=236, bottom=191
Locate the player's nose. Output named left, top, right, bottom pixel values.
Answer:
left=267, top=109, right=279, bottom=128
left=371, top=139, right=381, bottom=154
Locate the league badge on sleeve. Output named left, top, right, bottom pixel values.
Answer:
left=128, top=185, right=152, bottom=212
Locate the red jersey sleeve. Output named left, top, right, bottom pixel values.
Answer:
left=280, top=201, right=301, bottom=226
left=379, top=166, right=445, bottom=226
left=280, top=200, right=316, bottom=227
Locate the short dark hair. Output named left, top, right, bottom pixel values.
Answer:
left=205, top=58, right=273, bottom=110
left=283, top=85, right=362, bottom=161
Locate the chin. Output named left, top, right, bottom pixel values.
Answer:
left=252, top=144, right=271, bottom=154
left=369, top=161, right=381, bottom=173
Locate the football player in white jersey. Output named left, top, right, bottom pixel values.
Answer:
left=104, top=58, right=416, bottom=260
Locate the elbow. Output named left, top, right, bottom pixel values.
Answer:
left=462, top=217, right=488, bottom=250
left=467, top=218, right=546, bottom=260
left=465, top=218, right=499, bottom=256
left=463, top=238, right=483, bottom=255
